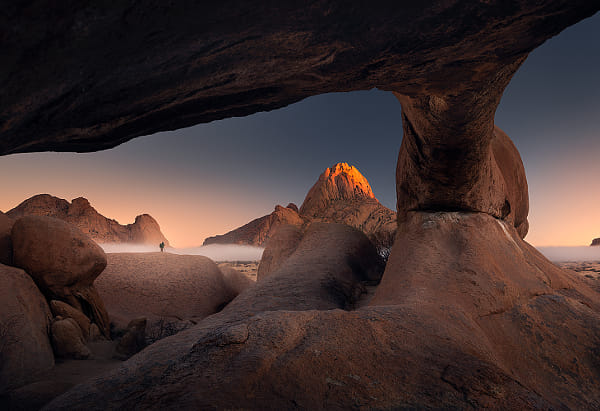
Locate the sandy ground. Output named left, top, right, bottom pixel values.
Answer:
left=1, top=341, right=121, bottom=410
left=557, top=261, right=600, bottom=293
left=218, top=261, right=258, bottom=281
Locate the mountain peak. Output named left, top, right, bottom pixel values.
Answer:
left=300, top=163, right=376, bottom=217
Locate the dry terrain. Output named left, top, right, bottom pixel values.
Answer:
left=218, top=261, right=258, bottom=281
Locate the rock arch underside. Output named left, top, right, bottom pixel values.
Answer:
left=2, top=1, right=600, bottom=409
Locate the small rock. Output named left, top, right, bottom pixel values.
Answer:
left=51, top=318, right=91, bottom=360
left=114, top=318, right=147, bottom=360
left=50, top=300, right=91, bottom=338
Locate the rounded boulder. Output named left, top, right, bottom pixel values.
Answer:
left=11, top=216, right=107, bottom=299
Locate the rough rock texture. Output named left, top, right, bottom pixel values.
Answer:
left=205, top=163, right=397, bottom=248
left=591, top=238, right=600, bottom=246
left=300, top=163, right=397, bottom=247
left=0, top=264, right=54, bottom=394
left=46, top=217, right=600, bottom=410
left=256, top=224, right=304, bottom=281
left=203, top=204, right=304, bottom=246
left=219, top=266, right=255, bottom=297
left=0, top=212, right=13, bottom=266
left=50, top=318, right=90, bottom=360
left=223, top=223, right=384, bottom=315
left=95, top=253, right=237, bottom=328
left=114, top=318, right=147, bottom=361
left=11, top=216, right=110, bottom=338
left=50, top=300, right=91, bottom=338
left=0, top=2, right=597, bottom=155
left=300, top=163, right=375, bottom=215
left=395, top=89, right=530, bottom=238
left=7, top=194, right=169, bottom=246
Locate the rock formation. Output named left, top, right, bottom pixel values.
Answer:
left=0, top=264, right=54, bottom=394
left=204, top=163, right=397, bottom=248
left=300, top=163, right=397, bottom=248
left=7, top=194, right=169, bottom=246
left=0, top=2, right=597, bottom=155
left=94, top=253, right=241, bottom=331
left=50, top=318, right=91, bottom=360
left=0, top=212, right=13, bottom=266
left=257, top=225, right=305, bottom=281
left=3, top=1, right=600, bottom=408
left=11, top=216, right=110, bottom=338
left=591, top=238, right=600, bottom=246
left=203, top=204, right=304, bottom=246
left=47, top=219, right=600, bottom=409
left=219, top=266, right=255, bottom=296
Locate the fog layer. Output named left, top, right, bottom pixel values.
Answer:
left=537, top=246, right=600, bottom=262
left=99, top=243, right=264, bottom=261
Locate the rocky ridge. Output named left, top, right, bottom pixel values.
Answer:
left=6, top=194, right=169, bottom=246
left=204, top=163, right=397, bottom=248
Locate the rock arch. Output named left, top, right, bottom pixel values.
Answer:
left=2, top=2, right=600, bottom=408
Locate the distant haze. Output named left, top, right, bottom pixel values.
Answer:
left=99, top=243, right=264, bottom=262
left=0, top=13, right=598, bottom=248
left=537, top=246, right=600, bottom=262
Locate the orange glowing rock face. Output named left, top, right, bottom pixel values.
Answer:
left=300, top=162, right=376, bottom=217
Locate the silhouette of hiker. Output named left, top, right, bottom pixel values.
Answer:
left=159, top=241, right=165, bottom=252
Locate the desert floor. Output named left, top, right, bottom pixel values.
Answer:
left=218, top=261, right=258, bottom=280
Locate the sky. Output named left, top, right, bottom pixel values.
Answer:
left=0, top=12, right=598, bottom=248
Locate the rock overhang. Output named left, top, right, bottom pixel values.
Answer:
left=0, top=1, right=598, bottom=155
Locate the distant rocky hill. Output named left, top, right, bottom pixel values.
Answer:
left=6, top=194, right=169, bottom=246
left=204, top=163, right=396, bottom=248
left=591, top=238, right=600, bottom=246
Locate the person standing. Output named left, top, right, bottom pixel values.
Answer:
left=159, top=241, right=165, bottom=252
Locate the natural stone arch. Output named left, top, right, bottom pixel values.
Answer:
left=2, top=2, right=600, bottom=409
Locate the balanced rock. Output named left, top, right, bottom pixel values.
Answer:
left=7, top=194, right=170, bottom=246
left=51, top=318, right=90, bottom=360
left=11, top=216, right=110, bottom=337
left=0, top=264, right=54, bottom=393
left=0, top=211, right=13, bottom=266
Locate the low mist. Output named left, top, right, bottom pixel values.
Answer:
left=99, top=243, right=264, bottom=262
left=537, top=246, right=600, bottom=262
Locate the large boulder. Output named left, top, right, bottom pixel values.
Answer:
left=0, top=264, right=54, bottom=394
left=11, top=216, right=110, bottom=338
left=0, top=212, right=13, bottom=266
left=256, top=224, right=304, bottom=281
left=223, top=223, right=384, bottom=317
left=95, top=253, right=238, bottom=329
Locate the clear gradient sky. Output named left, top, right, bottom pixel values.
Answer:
left=1, top=12, right=599, bottom=248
